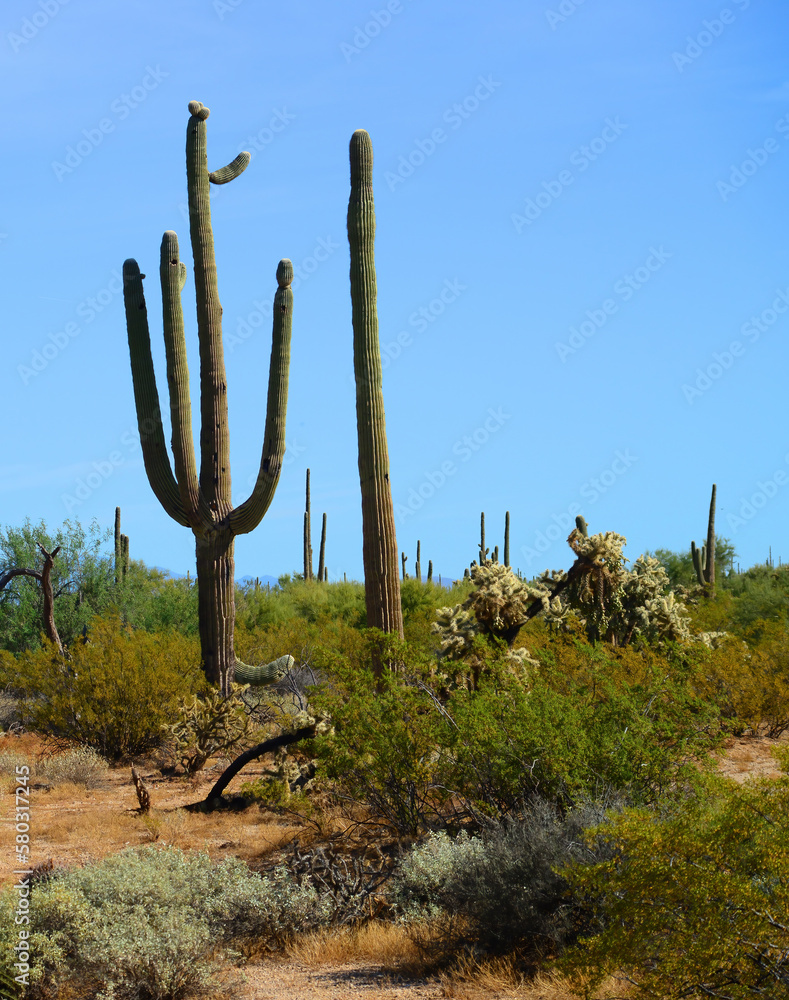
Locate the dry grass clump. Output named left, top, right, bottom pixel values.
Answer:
left=286, top=920, right=420, bottom=967
left=439, top=959, right=633, bottom=999
left=37, top=745, right=108, bottom=787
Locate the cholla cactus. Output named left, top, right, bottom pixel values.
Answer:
left=556, top=532, right=693, bottom=647
left=433, top=604, right=477, bottom=660
left=166, top=682, right=253, bottom=774
left=432, top=564, right=542, bottom=684
left=462, top=562, right=547, bottom=644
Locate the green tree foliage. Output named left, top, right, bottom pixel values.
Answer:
left=561, top=761, right=789, bottom=999
left=0, top=518, right=114, bottom=653
left=650, top=537, right=737, bottom=590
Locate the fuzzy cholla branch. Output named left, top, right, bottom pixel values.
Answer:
left=461, top=563, right=547, bottom=644
left=165, top=683, right=253, bottom=774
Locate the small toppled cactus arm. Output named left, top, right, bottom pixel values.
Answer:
left=235, top=653, right=295, bottom=686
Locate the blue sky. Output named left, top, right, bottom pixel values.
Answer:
left=3, top=0, right=788, bottom=583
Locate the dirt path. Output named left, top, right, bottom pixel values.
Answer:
left=238, top=960, right=445, bottom=1000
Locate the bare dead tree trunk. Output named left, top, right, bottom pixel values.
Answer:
left=0, top=543, right=63, bottom=653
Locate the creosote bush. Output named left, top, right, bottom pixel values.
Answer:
left=10, top=613, right=203, bottom=759
left=313, top=630, right=724, bottom=834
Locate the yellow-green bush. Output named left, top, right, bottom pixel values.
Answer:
left=561, top=762, right=789, bottom=999
left=691, top=620, right=789, bottom=735
left=10, top=613, right=203, bottom=759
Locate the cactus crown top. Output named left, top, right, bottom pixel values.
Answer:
left=188, top=100, right=210, bottom=120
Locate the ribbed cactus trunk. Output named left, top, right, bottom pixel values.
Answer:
left=504, top=511, right=510, bottom=568
left=123, top=101, right=293, bottom=695
left=114, top=507, right=122, bottom=585
left=347, top=130, right=404, bottom=656
left=195, top=527, right=235, bottom=676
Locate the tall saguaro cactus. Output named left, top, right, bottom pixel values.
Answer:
left=348, top=130, right=404, bottom=652
left=122, top=100, right=294, bottom=695
left=303, top=469, right=314, bottom=581
left=691, top=483, right=717, bottom=597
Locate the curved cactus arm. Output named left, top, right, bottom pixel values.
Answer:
left=160, top=231, right=212, bottom=526
left=123, top=259, right=190, bottom=527
left=209, top=151, right=251, bottom=185
left=230, top=259, right=294, bottom=535
left=186, top=101, right=231, bottom=513
left=234, top=653, right=295, bottom=686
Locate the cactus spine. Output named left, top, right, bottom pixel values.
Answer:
left=348, top=129, right=404, bottom=650
left=122, top=101, right=293, bottom=694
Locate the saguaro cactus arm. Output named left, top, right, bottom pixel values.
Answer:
left=122, top=258, right=190, bottom=527
left=209, top=151, right=251, bottom=185
left=160, top=230, right=210, bottom=525
left=229, top=260, right=294, bottom=535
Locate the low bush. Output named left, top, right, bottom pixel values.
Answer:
left=390, top=797, right=619, bottom=966
left=10, top=613, right=203, bottom=759
left=36, top=747, right=108, bottom=788
left=3, top=844, right=333, bottom=999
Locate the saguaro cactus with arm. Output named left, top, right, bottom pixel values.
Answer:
left=122, top=100, right=294, bottom=695
left=347, top=129, right=404, bottom=653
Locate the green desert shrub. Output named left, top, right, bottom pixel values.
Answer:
left=10, top=613, right=203, bottom=759
left=314, top=633, right=723, bottom=833
left=561, top=761, right=789, bottom=999
left=389, top=830, right=487, bottom=921
left=4, top=845, right=332, bottom=1000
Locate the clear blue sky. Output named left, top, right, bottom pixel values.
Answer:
left=3, top=0, right=788, bottom=582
